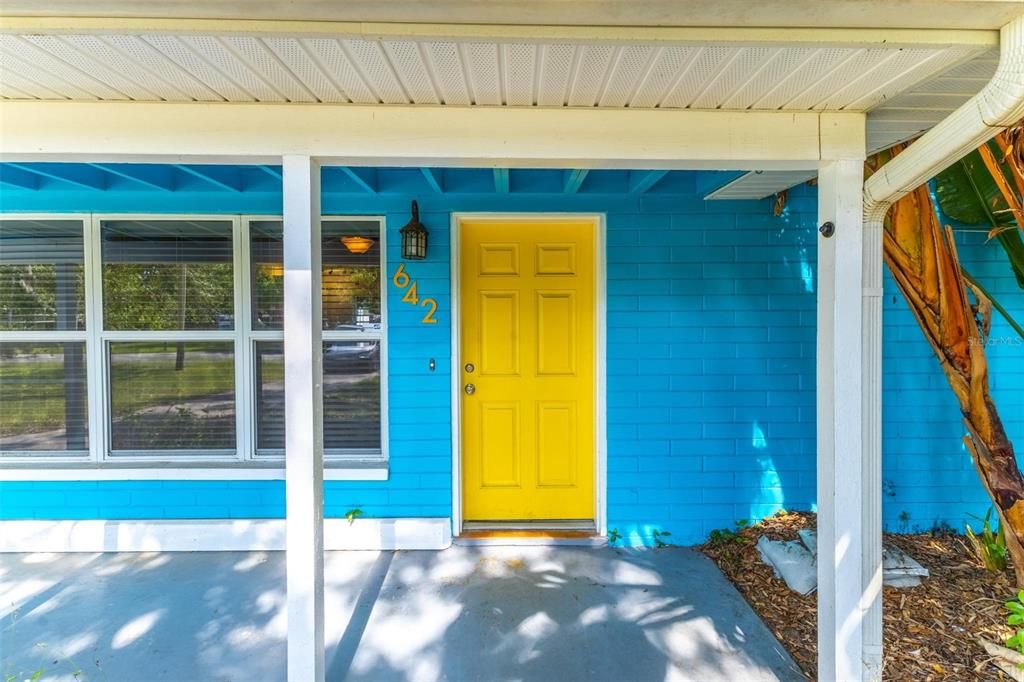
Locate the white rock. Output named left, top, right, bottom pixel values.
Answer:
left=757, top=530, right=929, bottom=594
left=756, top=536, right=817, bottom=595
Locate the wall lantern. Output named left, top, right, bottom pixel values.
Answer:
left=399, top=200, right=428, bottom=260
left=340, top=235, right=375, bottom=254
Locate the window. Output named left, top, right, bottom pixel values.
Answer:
left=248, top=218, right=385, bottom=460
left=108, top=341, right=236, bottom=452
left=0, top=341, right=88, bottom=454
left=0, top=220, right=85, bottom=332
left=0, top=219, right=89, bottom=457
left=101, top=220, right=234, bottom=331
left=0, top=214, right=386, bottom=467
left=100, top=219, right=238, bottom=458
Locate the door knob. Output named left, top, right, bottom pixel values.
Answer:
left=464, top=383, right=476, bottom=395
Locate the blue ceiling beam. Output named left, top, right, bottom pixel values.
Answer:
left=421, top=168, right=443, bottom=193
left=8, top=163, right=108, bottom=191
left=563, top=169, right=589, bottom=194
left=175, top=165, right=243, bottom=192
left=629, top=170, right=670, bottom=194
left=339, top=167, right=376, bottom=193
left=0, top=165, right=40, bottom=190
left=88, top=163, right=175, bottom=192
left=259, top=165, right=283, bottom=180
left=493, top=168, right=510, bottom=193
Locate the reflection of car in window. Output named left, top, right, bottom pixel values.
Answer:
left=324, top=339, right=379, bottom=369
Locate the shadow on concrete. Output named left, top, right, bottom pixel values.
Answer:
left=1, top=545, right=805, bottom=682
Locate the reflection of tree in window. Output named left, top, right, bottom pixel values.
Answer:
left=101, top=221, right=234, bottom=333
left=0, top=220, right=88, bottom=454
left=108, top=342, right=236, bottom=451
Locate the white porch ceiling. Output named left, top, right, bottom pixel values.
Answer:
left=706, top=48, right=1000, bottom=200
left=0, top=33, right=985, bottom=114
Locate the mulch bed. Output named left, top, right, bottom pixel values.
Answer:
left=699, top=510, right=1017, bottom=680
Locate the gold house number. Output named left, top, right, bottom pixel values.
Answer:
left=392, top=263, right=438, bottom=324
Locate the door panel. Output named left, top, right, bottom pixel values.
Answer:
left=479, top=402, right=520, bottom=487
left=536, top=401, right=576, bottom=487
left=536, top=291, right=575, bottom=375
left=461, top=220, right=595, bottom=521
left=479, top=291, right=519, bottom=375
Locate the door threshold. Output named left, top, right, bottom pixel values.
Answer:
left=456, top=520, right=604, bottom=547
left=463, top=520, right=594, bottom=532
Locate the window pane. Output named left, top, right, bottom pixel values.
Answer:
left=249, top=220, right=381, bottom=331
left=0, top=342, right=88, bottom=453
left=254, top=341, right=284, bottom=451
left=0, top=220, right=85, bottom=331
left=102, top=220, right=234, bottom=331
left=323, top=340, right=381, bottom=450
left=250, top=221, right=285, bottom=330
left=323, top=221, right=382, bottom=333
left=253, top=340, right=382, bottom=454
left=109, top=341, right=235, bottom=452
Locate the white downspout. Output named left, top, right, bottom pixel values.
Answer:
left=859, top=13, right=1024, bottom=681
left=864, top=15, right=1024, bottom=218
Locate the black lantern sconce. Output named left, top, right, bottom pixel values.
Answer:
left=400, top=200, right=428, bottom=260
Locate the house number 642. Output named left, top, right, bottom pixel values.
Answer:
left=392, top=263, right=438, bottom=324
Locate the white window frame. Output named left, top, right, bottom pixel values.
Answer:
left=244, top=215, right=389, bottom=465
left=96, top=213, right=243, bottom=463
left=0, top=212, right=389, bottom=475
left=0, top=213, right=92, bottom=463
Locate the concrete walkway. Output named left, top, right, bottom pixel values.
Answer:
left=1, top=546, right=805, bottom=682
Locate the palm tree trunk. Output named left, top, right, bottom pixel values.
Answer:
left=881, top=174, right=1024, bottom=584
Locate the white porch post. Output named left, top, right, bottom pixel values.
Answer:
left=817, top=157, right=874, bottom=681
left=283, top=155, right=325, bottom=682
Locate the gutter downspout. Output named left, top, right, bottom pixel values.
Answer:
left=859, top=13, right=1024, bottom=681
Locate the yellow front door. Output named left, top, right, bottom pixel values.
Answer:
left=460, top=219, right=595, bottom=521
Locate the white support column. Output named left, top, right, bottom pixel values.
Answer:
left=817, top=158, right=869, bottom=681
left=283, top=155, right=325, bottom=682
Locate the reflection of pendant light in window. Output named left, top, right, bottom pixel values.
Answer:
left=261, top=264, right=284, bottom=278
left=340, top=236, right=375, bottom=254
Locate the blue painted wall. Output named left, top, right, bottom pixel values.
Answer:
left=1, top=166, right=1021, bottom=545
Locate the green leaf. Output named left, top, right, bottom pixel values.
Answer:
left=1009, top=614, right=1024, bottom=625
left=935, top=148, right=1024, bottom=290
left=996, top=230, right=1024, bottom=290
left=936, top=154, right=997, bottom=226
left=962, top=269, right=1024, bottom=342
left=1005, top=600, right=1024, bottom=614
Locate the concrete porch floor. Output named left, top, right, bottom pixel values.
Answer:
left=1, top=545, right=805, bottom=681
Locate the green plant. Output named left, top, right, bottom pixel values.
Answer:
left=607, top=528, right=621, bottom=544
left=1005, top=590, right=1024, bottom=661
left=966, top=508, right=1008, bottom=572
left=707, top=519, right=751, bottom=546
left=344, top=508, right=363, bottom=525
left=898, top=510, right=911, bottom=533
left=652, top=529, right=671, bottom=549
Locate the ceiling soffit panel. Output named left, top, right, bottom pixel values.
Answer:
left=0, top=33, right=987, bottom=115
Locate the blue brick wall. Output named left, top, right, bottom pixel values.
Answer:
left=1, top=170, right=1022, bottom=546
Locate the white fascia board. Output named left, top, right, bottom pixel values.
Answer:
left=0, top=16, right=999, bottom=49
left=0, top=101, right=864, bottom=170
